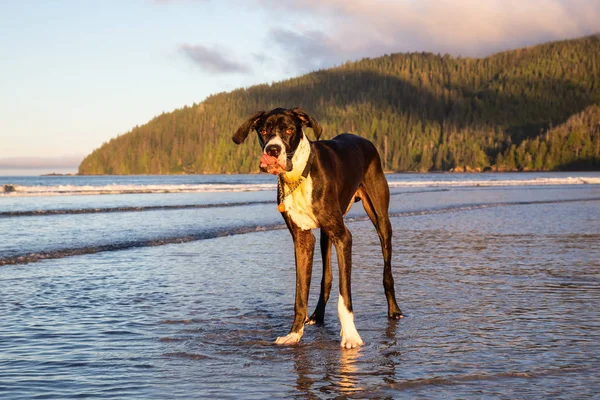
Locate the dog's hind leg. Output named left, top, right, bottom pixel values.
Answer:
left=307, top=230, right=333, bottom=325
left=358, top=180, right=403, bottom=320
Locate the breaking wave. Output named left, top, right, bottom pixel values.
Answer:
left=0, top=223, right=286, bottom=266
left=1, top=183, right=277, bottom=197
left=0, top=201, right=273, bottom=218
left=2, top=176, right=599, bottom=197
left=387, top=176, right=600, bottom=188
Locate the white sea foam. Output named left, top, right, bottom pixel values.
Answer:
left=0, top=183, right=277, bottom=197
left=1, top=176, right=599, bottom=197
left=387, top=177, right=600, bottom=188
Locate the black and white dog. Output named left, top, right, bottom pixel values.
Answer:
left=233, top=108, right=403, bottom=348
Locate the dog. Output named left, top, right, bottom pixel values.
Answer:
left=233, top=107, right=403, bottom=348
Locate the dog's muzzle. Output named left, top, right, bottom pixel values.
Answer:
left=259, top=154, right=293, bottom=175
left=260, top=138, right=292, bottom=175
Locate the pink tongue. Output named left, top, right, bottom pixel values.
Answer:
left=260, top=154, right=279, bottom=168
left=260, top=154, right=285, bottom=175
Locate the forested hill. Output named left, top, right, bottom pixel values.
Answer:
left=79, top=35, right=600, bottom=174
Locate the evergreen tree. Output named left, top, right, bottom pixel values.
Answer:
left=79, top=35, right=600, bottom=174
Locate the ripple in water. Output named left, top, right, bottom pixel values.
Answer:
left=0, top=184, right=599, bottom=398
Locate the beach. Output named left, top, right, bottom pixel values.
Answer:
left=1, top=172, right=599, bottom=398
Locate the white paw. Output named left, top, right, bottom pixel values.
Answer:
left=340, top=329, right=364, bottom=349
left=274, top=332, right=302, bottom=345
left=337, top=296, right=364, bottom=349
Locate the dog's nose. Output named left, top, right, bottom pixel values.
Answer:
left=266, top=144, right=281, bottom=158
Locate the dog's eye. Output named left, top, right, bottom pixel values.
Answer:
left=285, top=128, right=294, bottom=135
left=259, top=129, right=268, bottom=136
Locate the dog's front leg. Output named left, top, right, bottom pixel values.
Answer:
left=275, top=229, right=315, bottom=345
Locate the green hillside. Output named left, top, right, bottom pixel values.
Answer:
left=79, top=35, right=600, bottom=174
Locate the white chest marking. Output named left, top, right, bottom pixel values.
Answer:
left=281, top=133, right=318, bottom=231
left=283, top=175, right=318, bottom=230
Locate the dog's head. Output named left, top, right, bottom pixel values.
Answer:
left=232, top=107, right=322, bottom=175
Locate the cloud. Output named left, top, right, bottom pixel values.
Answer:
left=167, top=1, right=599, bottom=76
left=262, top=0, right=600, bottom=72
left=180, top=44, right=251, bottom=74
left=269, top=28, right=340, bottom=72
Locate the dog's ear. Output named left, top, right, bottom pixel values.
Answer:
left=291, top=107, right=322, bottom=141
left=232, top=111, right=265, bottom=144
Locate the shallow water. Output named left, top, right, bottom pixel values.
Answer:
left=1, top=173, right=599, bottom=398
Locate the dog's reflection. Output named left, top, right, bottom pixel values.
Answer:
left=291, top=344, right=363, bottom=397
left=289, top=325, right=366, bottom=397
left=290, top=321, right=400, bottom=397
left=337, top=348, right=363, bottom=393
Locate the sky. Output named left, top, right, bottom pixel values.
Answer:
left=0, top=0, right=598, bottom=172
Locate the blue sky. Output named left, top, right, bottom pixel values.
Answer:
left=1, top=0, right=598, bottom=170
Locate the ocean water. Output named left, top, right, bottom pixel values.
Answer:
left=1, top=172, right=599, bottom=399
